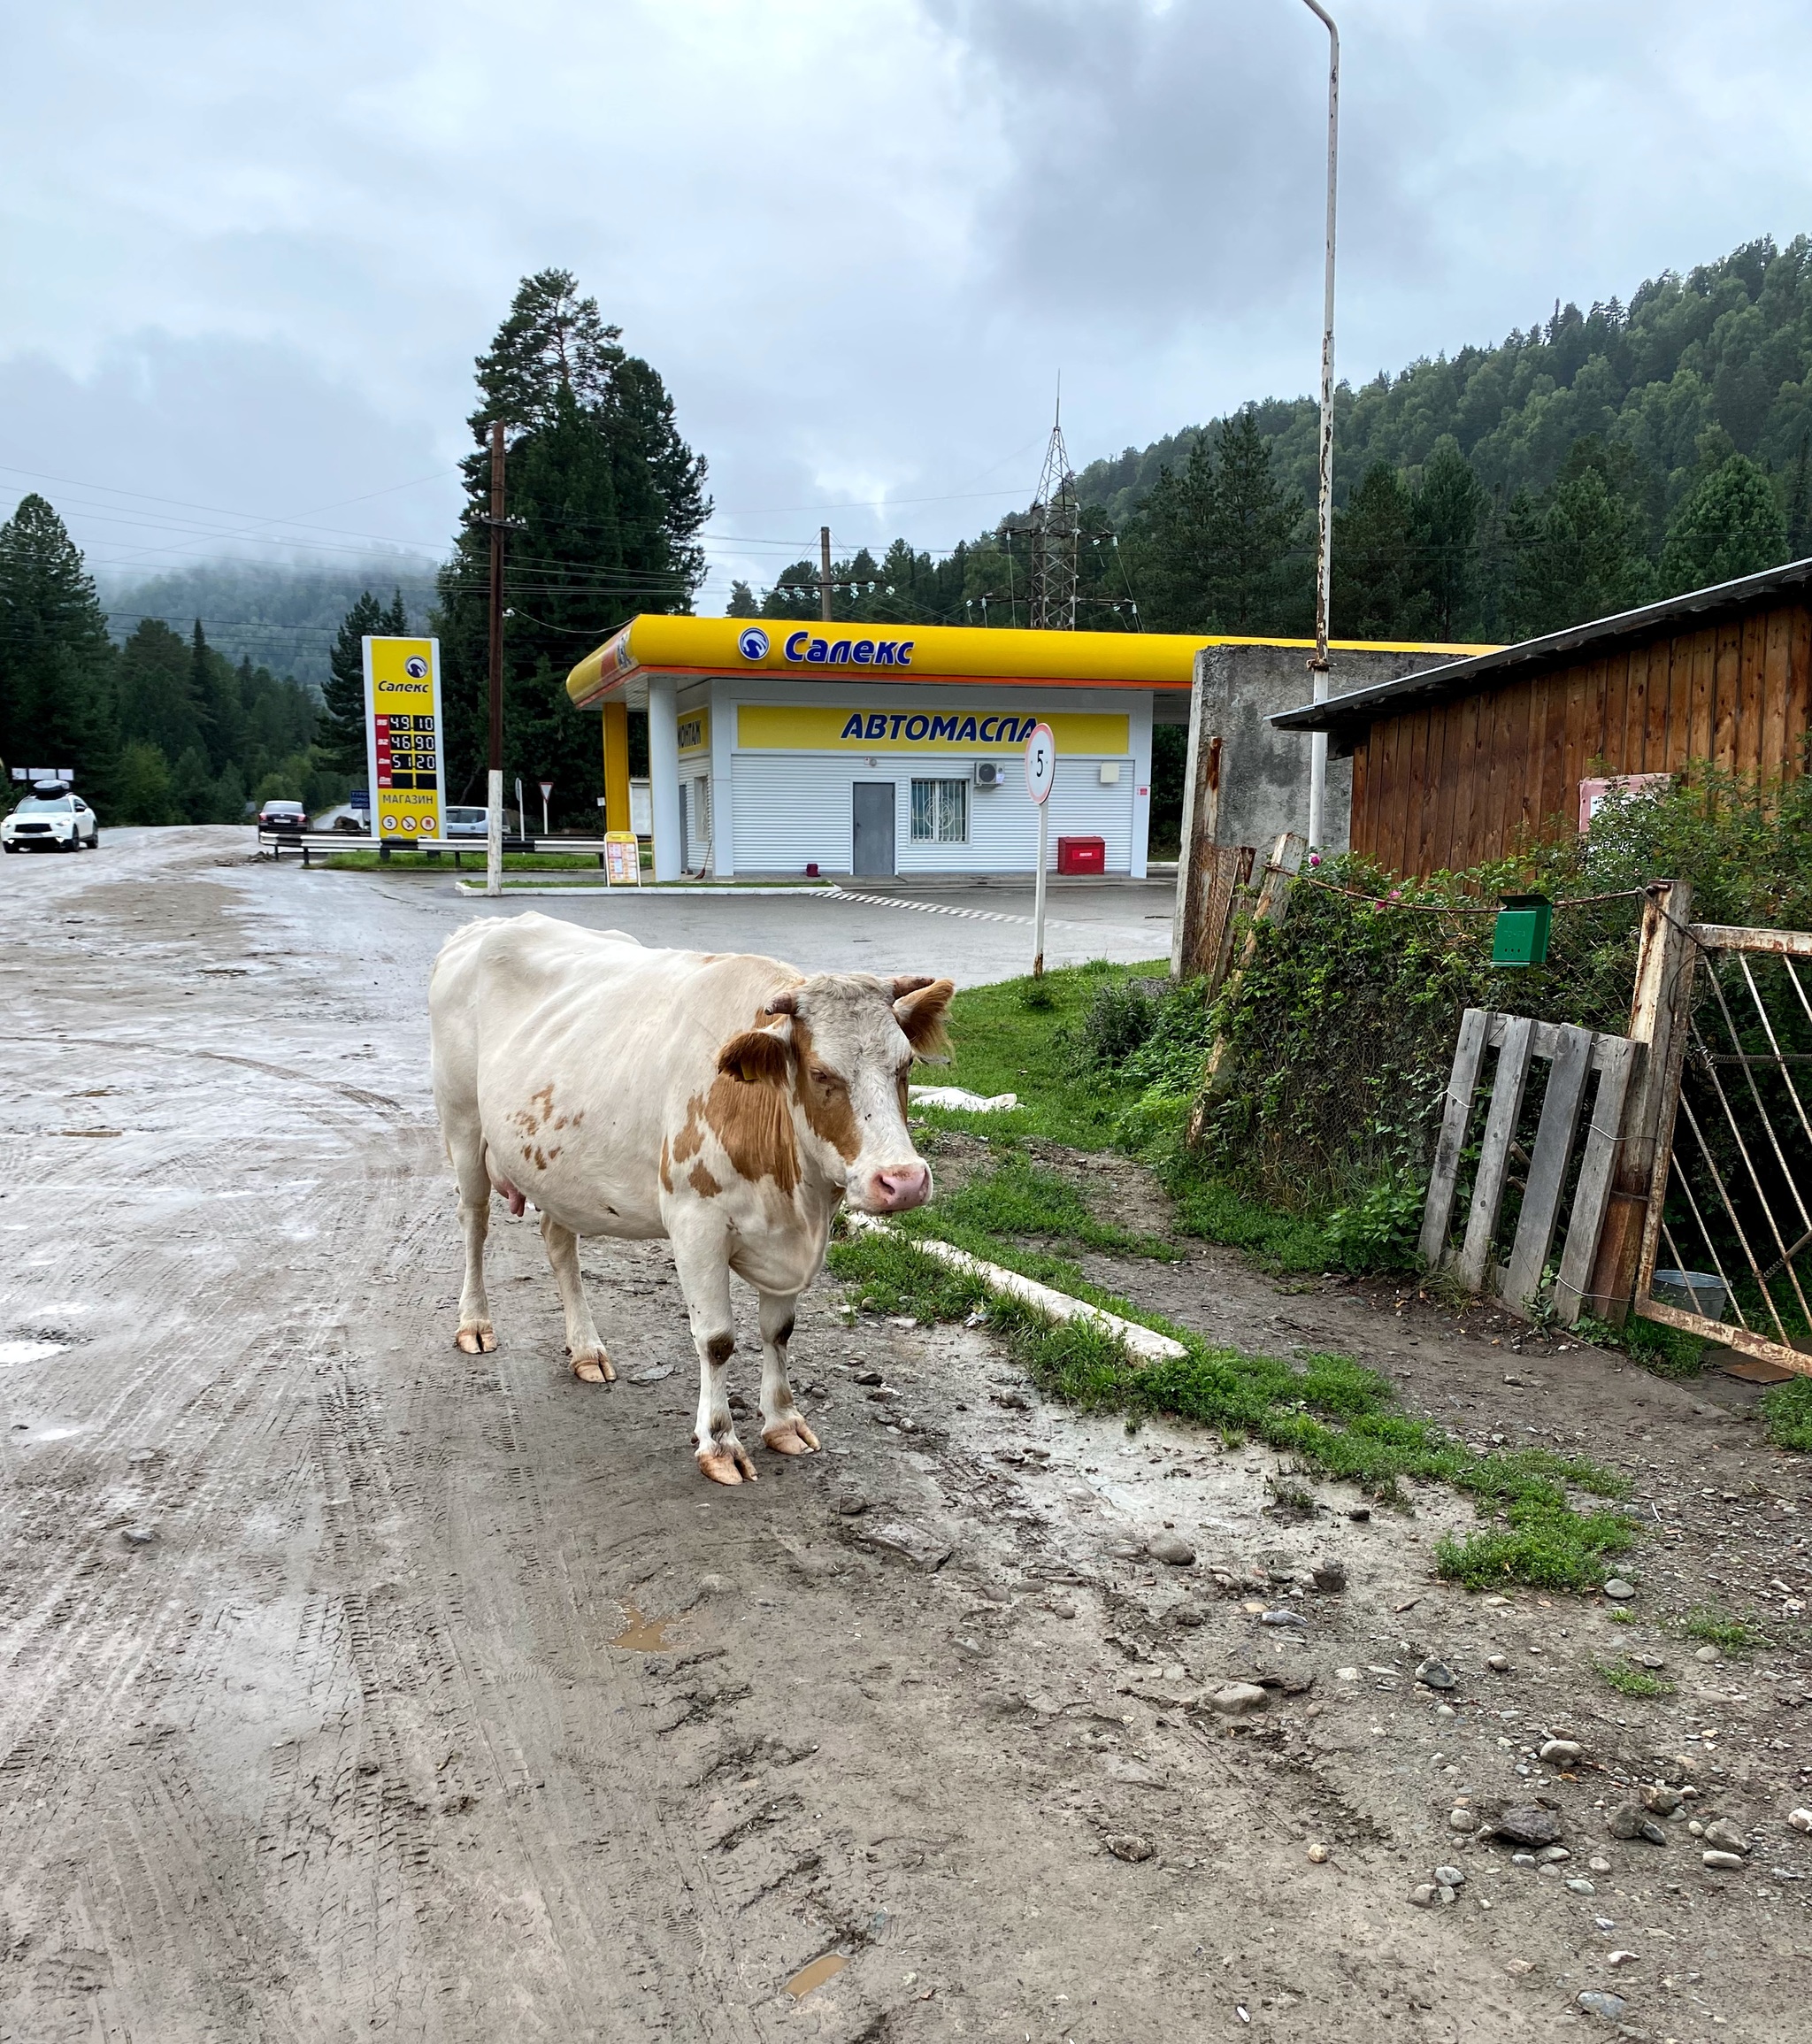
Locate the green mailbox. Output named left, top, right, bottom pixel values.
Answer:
left=1493, top=893, right=1553, bottom=968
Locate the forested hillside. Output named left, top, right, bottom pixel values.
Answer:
left=742, top=234, right=1812, bottom=649
left=99, top=557, right=438, bottom=690
left=0, top=495, right=340, bottom=823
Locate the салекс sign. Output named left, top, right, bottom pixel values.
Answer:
left=362, top=638, right=443, bottom=844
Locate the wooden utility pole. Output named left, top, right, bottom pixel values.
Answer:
left=820, top=526, right=833, bottom=625
left=485, top=420, right=508, bottom=899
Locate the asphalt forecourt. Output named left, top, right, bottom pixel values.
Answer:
left=1, top=825, right=1805, bottom=2041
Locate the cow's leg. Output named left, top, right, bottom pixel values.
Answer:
left=756, top=1289, right=818, bottom=1456
left=539, top=1210, right=613, bottom=1384
left=669, top=1218, right=753, bottom=1486
left=449, top=1136, right=498, bottom=1354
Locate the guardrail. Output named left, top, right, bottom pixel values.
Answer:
left=257, top=830, right=618, bottom=869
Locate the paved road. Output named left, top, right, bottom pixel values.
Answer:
left=334, top=862, right=1177, bottom=984
left=0, top=828, right=1624, bottom=2044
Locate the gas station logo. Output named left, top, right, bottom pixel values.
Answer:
left=737, top=626, right=770, bottom=660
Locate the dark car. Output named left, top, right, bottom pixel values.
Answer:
left=257, top=800, right=309, bottom=835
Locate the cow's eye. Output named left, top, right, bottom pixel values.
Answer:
left=811, top=1064, right=844, bottom=1091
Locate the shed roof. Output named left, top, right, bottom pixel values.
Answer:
left=1271, top=554, right=1812, bottom=741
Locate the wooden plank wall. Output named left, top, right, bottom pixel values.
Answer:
left=1348, top=598, right=1812, bottom=875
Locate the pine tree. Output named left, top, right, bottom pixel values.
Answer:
left=1661, top=453, right=1792, bottom=594
left=726, top=580, right=758, bottom=617
left=0, top=493, right=118, bottom=788
left=319, top=588, right=407, bottom=775
left=1332, top=463, right=1430, bottom=640
left=1133, top=414, right=1306, bottom=632
left=117, top=619, right=204, bottom=762
left=1413, top=438, right=1486, bottom=640
left=1786, top=434, right=1812, bottom=559
left=433, top=273, right=709, bottom=820
left=1504, top=467, right=1655, bottom=637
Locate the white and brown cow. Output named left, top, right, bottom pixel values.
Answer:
left=428, top=913, right=952, bottom=1483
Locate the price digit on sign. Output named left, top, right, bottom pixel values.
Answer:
left=1024, top=722, right=1056, bottom=806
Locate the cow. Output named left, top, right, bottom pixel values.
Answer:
left=428, top=913, right=953, bottom=1485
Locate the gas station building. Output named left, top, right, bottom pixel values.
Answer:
left=563, top=616, right=1447, bottom=881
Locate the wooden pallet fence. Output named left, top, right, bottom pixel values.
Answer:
left=1419, top=1009, right=1641, bottom=1322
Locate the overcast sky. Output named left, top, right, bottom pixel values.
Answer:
left=5, top=0, right=1812, bottom=615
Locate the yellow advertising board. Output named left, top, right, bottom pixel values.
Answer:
left=677, top=707, right=710, bottom=755
left=362, top=636, right=443, bottom=842
left=736, top=704, right=1129, bottom=755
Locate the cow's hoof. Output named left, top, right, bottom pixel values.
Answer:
left=456, top=1325, right=497, bottom=1354
left=696, top=1440, right=757, bottom=1486
left=571, top=1350, right=615, bottom=1384
left=762, top=1416, right=820, bottom=1456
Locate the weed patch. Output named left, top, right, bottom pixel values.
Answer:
left=1762, top=1376, right=1812, bottom=1452
left=1673, top=1606, right=1770, bottom=1653
left=1595, top=1660, right=1678, bottom=1699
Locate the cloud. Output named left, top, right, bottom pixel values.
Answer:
left=4, top=0, right=1812, bottom=611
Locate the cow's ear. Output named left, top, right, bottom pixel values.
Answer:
left=894, top=977, right=955, bottom=1061
left=889, top=974, right=935, bottom=998
left=718, top=1028, right=791, bottom=1087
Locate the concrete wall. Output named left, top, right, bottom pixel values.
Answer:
left=1193, top=642, right=1456, bottom=853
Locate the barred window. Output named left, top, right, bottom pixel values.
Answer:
left=910, top=777, right=967, bottom=843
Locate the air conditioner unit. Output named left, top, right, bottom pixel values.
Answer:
left=973, top=760, right=1006, bottom=788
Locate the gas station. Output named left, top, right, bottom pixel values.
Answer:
left=567, top=616, right=1244, bottom=882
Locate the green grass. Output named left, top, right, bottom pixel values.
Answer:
left=324, top=849, right=608, bottom=872
left=1673, top=1605, right=1770, bottom=1653
left=1595, top=1660, right=1677, bottom=1699
left=910, top=959, right=1171, bottom=1149
left=923, top=964, right=1356, bottom=1272
left=1762, top=1376, right=1812, bottom=1451
left=910, top=1152, right=1174, bottom=1263
left=830, top=1225, right=1634, bottom=1586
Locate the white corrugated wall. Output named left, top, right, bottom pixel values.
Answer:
left=732, top=753, right=1132, bottom=876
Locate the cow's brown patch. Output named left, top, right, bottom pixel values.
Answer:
left=658, top=1135, right=673, bottom=1193
left=705, top=1333, right=734, bottom=1368
left=894, top=978, right=955, bottom=1059
left=672, top=1112, right=704, bottom=1165
left=511, top=1083, right=557, bottom=1137
left=699, top=1074, right=799, bottom=1195
left=688, top=1161, right=722, bottom=1198
left=790, top=1019, right=861, bottom=1162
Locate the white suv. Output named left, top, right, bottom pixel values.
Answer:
left=2, top=787, right=98, bottom=853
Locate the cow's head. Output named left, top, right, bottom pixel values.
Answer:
left=715, top=973, right=954, bottom=1214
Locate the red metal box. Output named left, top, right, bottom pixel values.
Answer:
left=1056, top=835, right=1106, bottom=875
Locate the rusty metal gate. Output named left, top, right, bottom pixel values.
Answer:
left=1636, top=923, right=1812, bottom=1375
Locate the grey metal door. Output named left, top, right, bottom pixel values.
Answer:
left=851, top=782, right=895, bottom=877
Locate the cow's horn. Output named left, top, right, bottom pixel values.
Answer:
left=764, top=989, right=799, bottom=1016
left=889, top=975, right=936, bottom=998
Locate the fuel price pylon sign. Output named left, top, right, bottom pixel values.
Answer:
left=362, top=636, right=444, bottom=842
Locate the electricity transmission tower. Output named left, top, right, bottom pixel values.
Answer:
left=1028, top=391, right=1079, bottom=630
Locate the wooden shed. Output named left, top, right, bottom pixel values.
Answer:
left=1271, top=558, right=1812, bottom=877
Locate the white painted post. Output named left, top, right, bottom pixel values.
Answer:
left=647, top=674, right=681, bottom=882
left=485, top=769, right=503, bottom=897
left=1033, top=803, right=1050, bottom=977
left=1025, top=720, right=1056, bottom=976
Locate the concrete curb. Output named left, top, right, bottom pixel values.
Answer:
left=843, top=1215, right=1187, bottom=1364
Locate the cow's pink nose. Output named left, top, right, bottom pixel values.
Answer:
left=870, top=1162, right=931, bottom=1211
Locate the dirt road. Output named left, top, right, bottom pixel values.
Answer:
left=2, top=831, right=1807, bottom=2042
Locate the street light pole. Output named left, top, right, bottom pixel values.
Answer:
left=1300, top=0, right=1339, bottom=855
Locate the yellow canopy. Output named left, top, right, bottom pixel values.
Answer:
left=565, top=614, right=1488, bottom=710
